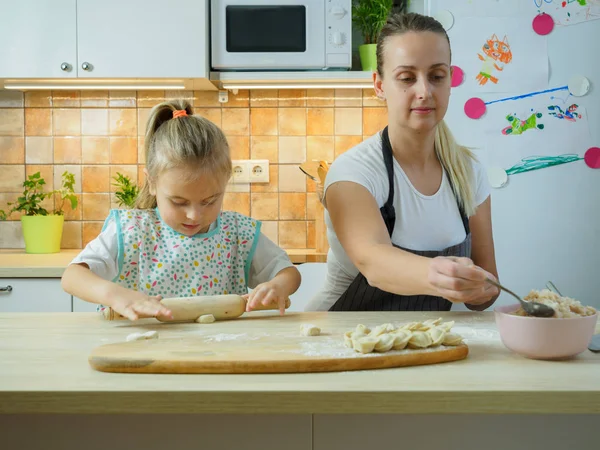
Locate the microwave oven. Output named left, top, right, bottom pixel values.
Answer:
left=211, top=0, right=352, bottom=71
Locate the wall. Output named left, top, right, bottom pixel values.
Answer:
left=0, top=88, right=387, bottom=251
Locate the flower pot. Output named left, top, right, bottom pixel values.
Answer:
left=20, top=215, right=64, bottom=254
left=359, top=44, right=377, bottom=71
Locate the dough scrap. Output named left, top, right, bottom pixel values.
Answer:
left=126, top=330, right=159, bottom=342
left=196, top=314, right=216, bottom=324
left=300, top=323, right=321, bottom=336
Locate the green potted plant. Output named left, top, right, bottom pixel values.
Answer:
left=352, top=0, right=395, bottom=71
left=112, top=172, right=139, bottom=209
left=0, top=171, right=77, bottom=254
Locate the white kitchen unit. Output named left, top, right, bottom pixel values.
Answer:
left=0, top=0, right=209, bottom=79
left=0, top=0, right=77, bottom=78
left=0, top=279, right=71, bottom=312
left=72, top=296, right=99, bottom=312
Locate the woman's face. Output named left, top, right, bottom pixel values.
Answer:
left=375, top=31, right=452, bottom=134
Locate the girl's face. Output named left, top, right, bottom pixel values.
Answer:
left=149, top=166, right=227, bottom=236
left=374, top=31, right=452, bottom=134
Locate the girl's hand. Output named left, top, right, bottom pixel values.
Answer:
left=109, top=289, right=173, bottom=321
left=428, top=256, right=499, bottom=306
left=244, top=281, right=288, bottom=315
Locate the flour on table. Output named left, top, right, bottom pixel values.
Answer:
left=126, top=330, right=159, bottom=342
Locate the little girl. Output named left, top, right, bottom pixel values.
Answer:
left=62, top=100, right=301, bottom=321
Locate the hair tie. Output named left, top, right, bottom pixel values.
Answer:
left=173, top=109, right=188, bottom=119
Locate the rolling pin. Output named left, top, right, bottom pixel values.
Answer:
left=101, top=294, right=291, bottom=322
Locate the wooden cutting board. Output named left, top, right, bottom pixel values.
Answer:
left=89, top=332, right=468, bottom=374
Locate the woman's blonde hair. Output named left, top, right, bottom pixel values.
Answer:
left=377, top=12, right=477, bottom=217
left=134, top=99, right=231, bottom=209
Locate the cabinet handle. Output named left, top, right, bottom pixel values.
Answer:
left=0, top=285, right=13, bottom=293
left=60, top=62, right=72, bottom=72
left=81, top=62, right=92, bottom=71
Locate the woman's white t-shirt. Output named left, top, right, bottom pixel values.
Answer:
left=305, top=132, right=491, bottom=311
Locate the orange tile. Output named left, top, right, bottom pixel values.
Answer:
left=62, top=193, right=82, bottom=220
left=52, top=90, right=80, bottom=108
left=82, top=137, right=110, bottom=164
left=250, top=193, right=279, bottom=220
left=25, top=137, right=53, bottom=164
left=138, top=165, right=147, bottom=187
left=278, top=165, right=306, bottom=192
left=53, top=109, right=81, bottom=136
left=306, top=192, right=319, bottom=220
left=0, top=165, right=24, bottom=192
left=363, top=88, right=385, bottom=107
left=307, top=108, right=334, bottom=136
left=260, top=221, right=278, bottom=244
left=278, top=221, right=307, bottom=249
left=306, top=89, right=335, bottom=107
left=250, top=164, right=278, bottom=193
left=222, top=108, right=250, bottom=135
left=307, top=221, right=316, bottom=249
left=0, top=193, right=21, bottom=220
left=80, top=90, right=109, bottom=108
left=0, top=109, right=24, bottom=136
left=24, top=91, right=52, bottom=107
left=334, top=108, right=362, bottom=136
left=250, top=136, right=278, bottom=162
left=137, top=90, right=165, bottom=108
left=109, top=165, right=138, bottom=193
left=54, top=137, right=81, bottom=164
left=279, top=193, right=306, bottom=220
left=193, top=91, right=221, bottom=108
left=82, top=165, right=110, bottom=193
left=0, top=137, right=24, bottom=164
left=195, top=108, right=222, bottom=127
left=82, top=221, right=105, bottom=247
left=229, top=89, right=250, bottom=108
left=138, top=137, right=146, bottom=165
left=222, top=193, right=250, bottom=216
left=136, top=108, right=151, bottom=137
left=278, top=136, right=306, bottom=164
left=278, top=89, right=306, bottom=107
left=81, top=109, right=109, bottom=135
left=109, top=90, right=136, bottom=108
left=306, top=136, right=334, bottom=164
left=250, top=108, right=278, bottom=135
left=165, top=90, right=194, bottom=104
left=335, top=135, right=363, bottom=158
left=227, top=136, right=250, bottom=160
left=53, top=165, right=82, bottom=192
left=110, top=137, right=138, bottom=164
left=60, top=221, right=82, bottom=249
left=250, top=90, right=278, bottom=107
left=0, top=91, right=23, bottom=108
left=109, top=109, right=137, bottom=136
left=278, top=108, right=306, bottom=136
left=363, top=107, right=388, bottom=136
left=306, top=177, right=316, bottom=193
left=335, top=89, right=363, bottom=107
left=25, top=109, right=51, bottom=136
left=82, top=193, right=111, bottom=220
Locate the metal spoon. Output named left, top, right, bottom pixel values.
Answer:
left=546, top=281, right=563, bottom=296
left=486, top=278, right=555, bottom=318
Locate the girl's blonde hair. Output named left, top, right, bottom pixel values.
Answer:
left=134, top=99, right=231, bottom=209
left=377, top=12, right=477, bottom=217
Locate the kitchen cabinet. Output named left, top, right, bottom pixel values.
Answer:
left=72, top=296, right=98, bottom=312
left=0, top=279, right=71, bottom=312
left=0, top=0, right=208, bottom=79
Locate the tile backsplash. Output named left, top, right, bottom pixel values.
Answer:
left=0, top=88, right=387, bottom=251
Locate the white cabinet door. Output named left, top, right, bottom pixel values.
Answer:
left=76, top=0, right=209, bottom=78
left=0, top=279, right=71, bottom=312
left=72, top=297, right=99, bottom=312
left=0, top=0, right=77, bottom=78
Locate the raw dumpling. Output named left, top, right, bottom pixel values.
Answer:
left=343, top=331, right=354, bottom=348
left=419, top=318, right=443, bottom=331
left=427, top=326, right=446, bottom=346
left=439, top=320, right=455, bottom=332
left=300, top=324, right=321, bottom=336
left=371, top=323, right=396, bottom=336
left=374, top=334, right=395, bottom=352
left=391, top=330, right=412, bottom=350
left=408, top=330, right=433, bottom=349
left=196, top=314, right=216, bottom=324
left=443, top=332, right=463, bottom=346
left=352, top=336, right=379, bottom=354
left=355, top=324, right=371, bottom=335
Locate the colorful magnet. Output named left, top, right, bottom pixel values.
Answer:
left=584, top=147, right=600, bottom=169
left=464, top=97, right=486, bottom=119
left=487, top=167, right=508, bottom=188
left=435, top=10, right=454, bottom=31
left=568, top=75, right=590, bottom=97
left=532, top=13, right=554, bottom=35
left=451, top=66, right=464, bottom=87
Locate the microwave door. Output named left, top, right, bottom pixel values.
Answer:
left=211, top=1, right=325, bottom=70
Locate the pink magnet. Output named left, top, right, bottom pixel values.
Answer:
left=532, top=13, right=554, bottom=35
left=584, top=147, right=600, bottom=169
left=464, top=97, right=486, bottom=119
left=451, top=66, right=464, bottom=87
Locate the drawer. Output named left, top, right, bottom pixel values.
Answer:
left=0, top=278, right=71, bottom=312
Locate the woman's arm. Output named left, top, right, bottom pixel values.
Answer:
left=465, top=195, right=500, bottom=311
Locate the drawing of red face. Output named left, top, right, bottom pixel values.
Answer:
left=483, top=34, right=513, bottom=63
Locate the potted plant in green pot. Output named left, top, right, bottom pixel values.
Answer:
left=0, top=171, right=77, bottom=254
left=352, top=0, right=395, bottom=71
left=112, top=172, right=139, bottom=209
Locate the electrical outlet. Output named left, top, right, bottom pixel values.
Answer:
left=249, top=160, right=269, bottom=183
left=231, top=160, right=249, bottom=183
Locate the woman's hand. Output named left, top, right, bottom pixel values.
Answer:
left=428, top=256, right=499, bottom=305
left=109, top=289, right=172, bottom=321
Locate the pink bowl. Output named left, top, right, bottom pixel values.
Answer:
left=494, top=304, right=598, bottom=360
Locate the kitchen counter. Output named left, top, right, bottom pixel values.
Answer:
left=1, top=311, right=598, bottom=415
left=0, top=248, right=326, bottom=278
